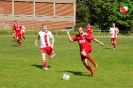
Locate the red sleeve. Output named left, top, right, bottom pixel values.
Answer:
left=72, top=35, right=78, bottom=41
left=86, top=35, right=94, bottom=40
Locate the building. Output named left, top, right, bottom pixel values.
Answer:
left=0, top=0, right=76, bottom=30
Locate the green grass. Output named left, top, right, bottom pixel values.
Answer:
left=0, top=35, right=133, bottom=88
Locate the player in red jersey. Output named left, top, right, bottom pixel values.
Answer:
left=66, top=27, right=104, bottom=77
left=35, top=24, right=55, bottom=70
left=13, top=21, right=22, bottom=46
left=109, top=23, right=119, bottom=50
left=86, top=23, right=93, bottom=35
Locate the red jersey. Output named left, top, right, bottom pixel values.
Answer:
left=72, top=33, right=94, bottom=52
left=13, top=24, right=22, bottom=37
left=14, top=25, right=22, bottom=33
left=86, top=26, right=92, bottom=35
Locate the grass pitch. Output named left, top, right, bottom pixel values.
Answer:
left=0, top=35, right=133, bottom=88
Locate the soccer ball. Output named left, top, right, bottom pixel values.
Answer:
left=62, top=73, right=70, bottom=80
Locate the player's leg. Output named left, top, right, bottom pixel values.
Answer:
left=16, top=36, right=19, bottom=46
left=12, top=33, right=16, bottom=41
left=81, top=50, right=98, bottom=67
left=16, top=33, right=20, bottom=46
left=41, top=48, right=48, bottom=70
left=81, top=55, right=95, bottom=76
left=17, top=34, right=22, bottom=46
left=113, top=38, right=117, bottom=50
left=47, top=47, right=55, bottom=58
left=22, top=33, right=26, bottom=41
left=19, top=34, right=22, bottom=46
left=111, top=38, right=115, bottom=50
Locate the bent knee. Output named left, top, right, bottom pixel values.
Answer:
left=81, top=51, right=86, bottom=56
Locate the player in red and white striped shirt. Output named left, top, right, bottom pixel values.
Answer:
left=109, top=23, right=119, bottom=50
left=67, top=27, right=104, bottom=77
left=35, top=24, right=55, bottom=70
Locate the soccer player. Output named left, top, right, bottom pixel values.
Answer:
left=109, top=23, right=119, bottom=50
left=66, top=27, right=104, bottom=77
left=13, top=21, right=22, bottom=46
left=35, top=24, right=55, bottom=70
left=21, top=26, right=26, bottom=41
left=86, top=23, right=93, bottom=35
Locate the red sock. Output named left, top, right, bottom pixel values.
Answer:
left=86, top=54, right=95, bottom=64
left=86, top=64, right=94, bottom=73
left=114, top=44, right=116, bottom=48
left=43, top=60, right=47, bottom=68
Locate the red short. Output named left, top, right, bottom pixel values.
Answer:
left=80, top=47, right=92, bottom=60
left=80, top=46, right=92, bottom=53
left=40, top=47, right=55, bottom=57
left=16, top=33, right=22, bottom=40
left=111, top=38, right=117, bottom=42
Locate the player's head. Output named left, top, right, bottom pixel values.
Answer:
left=88, top=23, right=90, bottom=26
left=112, top=23, right=116, bottom=27
left=42, top=24, right=47, bottom=31
left=14, top=21, right=19, bottom=25
left=78, top=27, right=84, bottom=35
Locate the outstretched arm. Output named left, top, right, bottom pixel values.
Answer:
left=66, top=30, right=74, bottom=42
left=35, top=35, right=40, bottom=46
left=93, top=38, right=104, bottom=46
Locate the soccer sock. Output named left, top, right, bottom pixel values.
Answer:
left=85, top=64, right=94, bottom=73
left=86, top=54, right=98, bottom=67
left=43, top=60, right=47, bottom=68
left=114, top=44, right=116, bottom=48
left=86, top=54, right=95, bottom=64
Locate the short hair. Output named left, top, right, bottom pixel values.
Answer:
left=42, top=24, right=46, bottom=27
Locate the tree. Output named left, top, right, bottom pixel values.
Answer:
left=76, top=1, right=90, bottom=27
left=76, top=0, right=133, bottom=33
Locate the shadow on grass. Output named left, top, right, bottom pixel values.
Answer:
left=56, top=70, right=91, bottom=76
left=30, top=64, right=51, bottom=69
left=103, top=47, right=112, bottom=49
left=11, top=45, right=18, bottom=47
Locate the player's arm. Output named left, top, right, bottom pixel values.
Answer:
left=109, top=28, right=112, bottom=34
left=93, top=38, right=104, bottom=46
left=66, top=30, right=74, bottom=42
left=117, top=28, right=119, bottom=33
left=51, top=37, right=54, bottom=48
left=35, top=35, right=40, bottom=46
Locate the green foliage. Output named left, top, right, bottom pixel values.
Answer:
left=76, top=0, right=133, bottom=32
left=76, top=2, right=90, bottom=27
left=0, top=29, right=12, bottom=35
left=0, top=36, right=133, bottom=88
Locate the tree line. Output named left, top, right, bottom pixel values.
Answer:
left=76, top=0, right=133, bottom=33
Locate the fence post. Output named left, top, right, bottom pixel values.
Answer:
left=98, top=30, right=101, bottom=36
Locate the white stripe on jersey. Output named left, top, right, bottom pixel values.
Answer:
left=38, top=31, right=53, bottom=48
